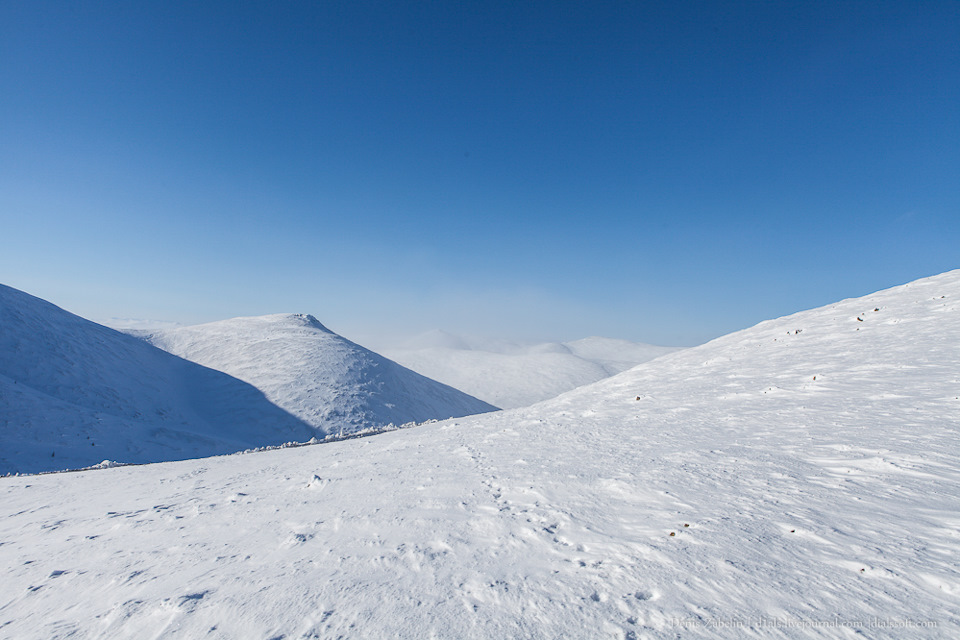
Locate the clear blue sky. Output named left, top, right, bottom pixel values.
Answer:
left=1, top=1, right=958, bottom=346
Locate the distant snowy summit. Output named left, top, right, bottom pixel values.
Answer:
left=141, top=313, right=498, bottom=433
left=379, top=331, right=681, bottom=408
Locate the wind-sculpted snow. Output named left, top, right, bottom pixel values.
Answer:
left=0, top=285, right=316, bottom=475
left=1, top=270, right=958, bottom=638
left=382, top=332, right=679, bottom=408
left=143, top=314, right=498, bottom=434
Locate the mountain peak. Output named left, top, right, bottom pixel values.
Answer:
left=277, top=313, right=332, bottom=333
left=144, top=316, right=497, bottom=434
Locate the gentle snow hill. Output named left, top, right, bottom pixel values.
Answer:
left=1, top=270, right=958, bottom=639
left=380, top=332, right=680, bottom=408
left=0, top=284, right=315, bottom=475
left=141, top=314, right=498, bottom=434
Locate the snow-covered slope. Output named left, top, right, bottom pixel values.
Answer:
left=381, top=332, right=679, bottom=408
left=1, top=270, right=958, bottom=638
left=142, top=314, right=498, bottom=433
left=0, top=284, right=315, bottom=475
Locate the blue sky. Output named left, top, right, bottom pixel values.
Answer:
left=1, top=1, right=957, bottom=346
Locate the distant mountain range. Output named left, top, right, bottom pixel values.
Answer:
left=378, top=330, right=681, bottom=408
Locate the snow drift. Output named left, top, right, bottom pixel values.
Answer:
left=0, top=284, right=316, bottom=475
left=142, top=314, right=498, bottom=433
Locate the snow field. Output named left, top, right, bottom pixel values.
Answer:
left=0, top=270, right=958, bottom=638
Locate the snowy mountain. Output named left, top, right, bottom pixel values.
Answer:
left=1, top=270, right=958, bottom=638
left=0, top=284, right=315, bottom=475
left=379, top=331, right=679, bottom=408
left=142, top=314, right=498, bottom=433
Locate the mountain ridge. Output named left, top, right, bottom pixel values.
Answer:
left=141, top=313, right=499, bottom=433
left=0, top=283, right=316, bottom=475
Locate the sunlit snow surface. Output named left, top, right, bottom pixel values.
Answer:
left=2, top=271, right=959, bottom=638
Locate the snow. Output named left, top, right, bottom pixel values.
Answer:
left=0, top=289, right=494, bottom=476
left=0, top=284, right=316, bottom=475
left=380, top=332, right=679, bottom=408
left=141, top=313, right=497, bottom=433
left=1, top=270, right=958, bottom=638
